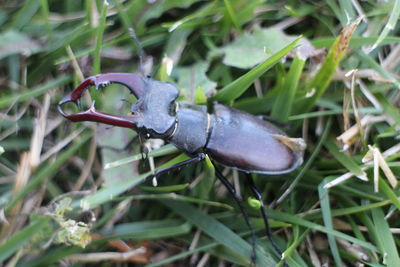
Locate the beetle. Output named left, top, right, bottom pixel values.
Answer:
left=58, top=72, right=306, bottom=265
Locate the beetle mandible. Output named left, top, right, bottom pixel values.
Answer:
left=58, top=72, right=306, bottom=265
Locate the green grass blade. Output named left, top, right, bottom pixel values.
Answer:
left=40, top=0, right=52, bottom=40
left=324, top=138, right=367, bottom=180
left=211, top=37, right=300, bottom=103
left=5, top=131, right=91, bottom=213
left=375, top=93, right=400, bottom=125
left=284, top=229, right=310, bottom=265
left=268, top=209, right=377, bottom=252
left=330, top=200, right=392, bottom=217
left=92, top=1, right=108, bottom=75
left=378, top=178, right=400, bottom=210
left=113, top=0, right=141, bottom=50
left=271, top=55, right=305, bottom=121
left=24, top=247, right=82, bottom=266
left=356, top=50, right=400, bottom=90
left=140, top=184, right=189, bottom=192
left=129, top=193, right=233, bottom=210
left=146, top=242, right=218, bottom=267
left=369, top=0, right=400, bottom=52
left=325, top=0, right=345, bottom=26
left=319, top=179, right=342, bottom=266
left=0, top=75, right=70, bottom=109
left=105, top=144, right=179, bottom=169
left=0, top=216, right=50, bottom=262
left=223, top=0, right=241, bottom=33
left=289, top=107, right=381, bottom=120
left=77, top=172, right=149, bottom=209
left=83, top=153, right=195, bottom=209
left=108, top=220, right=192, bottom=239
left=371, top=208, right=400, bottom=267
left=113, top=0, right=132, bottom=33
left=8, top=0, right=40, bottom=30
left=338, top=0, right=355, bottom=21
left=277, top=117, right=332, bottom=204
left=162, top=199, right=276, bottom=266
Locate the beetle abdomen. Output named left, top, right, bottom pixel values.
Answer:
left=206, top=104, right=300, bottom=174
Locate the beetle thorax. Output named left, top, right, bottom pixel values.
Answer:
left=169, top=104, right=209, bottom=154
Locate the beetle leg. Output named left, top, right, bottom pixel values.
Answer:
left=245, top=174, right=287, bottom=266
left=149, top=155, right=258, bottom=265
left=214, top=166, right=257, bottom=265
left=148, top=153, right=205, bottom=186
left=152, top=153, right=206, bottom=178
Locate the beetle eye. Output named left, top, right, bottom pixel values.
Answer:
left=169, top=102, right=177, bottom=116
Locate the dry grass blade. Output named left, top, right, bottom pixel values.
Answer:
left=40, top=127, right=86, bottom=162
left=65, top=248, right=147, bottom=263
left=73, top=135, right=97, bottom=191
left=29, top=93, right=51, bottom=169
left=336, top=114, right=387, bottom=150
left=363, top=145, right=398, bottom=191
left=300, top=16, right=363, bottom=114
left=0, top=153, right=30, bottom=241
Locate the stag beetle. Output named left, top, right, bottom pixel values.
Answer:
left=58, top=72, right=306, bottom=265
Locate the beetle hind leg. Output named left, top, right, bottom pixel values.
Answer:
left=213, top=166, right=257, bottom=265
left=245, top=174, right=287, bottom=266
left=146, top=155, right=259, bottom=265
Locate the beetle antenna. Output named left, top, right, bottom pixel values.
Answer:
left=129, top=27, right=145, bottom=76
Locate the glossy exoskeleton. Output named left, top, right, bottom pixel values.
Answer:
left=58, top=73, right=306, bottom=265
left=58, top=73, right=304, bottom=174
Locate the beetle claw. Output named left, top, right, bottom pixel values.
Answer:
left=57, top=100, right=68, bottom=117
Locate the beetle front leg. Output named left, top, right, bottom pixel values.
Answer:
left=151, top=153, right=206, bottom=178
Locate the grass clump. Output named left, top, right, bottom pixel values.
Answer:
left=1, top=1, right=400, bottom=266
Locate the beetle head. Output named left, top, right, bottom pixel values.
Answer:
left=129, top=78, right=179, bottom=137
left=58, top=73, right=179, bottom=137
